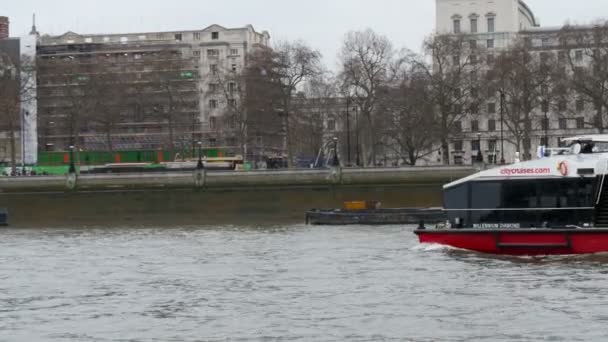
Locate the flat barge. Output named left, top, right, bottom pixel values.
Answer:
left=306, top=207, right=445, bottom=225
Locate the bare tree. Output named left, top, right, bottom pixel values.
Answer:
left=409, top=34, right=483, bottom=165
left=339, top=28, right=395, bottom=166
left=86, top=61, right=127, bottom=154
left=147, top=50, right=198, bottom=156
left=272, top=41, right=322, bottom=167
left=37, top=56, right=95, bottom=153
left=559, top=22, right=608, bottom=132
left=211, top=64, right=250, bottom=160
left=379, top=68, right=439, bottom=166
left=486, top=38, right=559, bottom=160
left=291, top=74, right=339, bottom=164
left=0, top=51, right=22, bottom=172
left=238, top=44, right=321, bottom=164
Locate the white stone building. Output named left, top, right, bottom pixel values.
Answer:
left=435, top=0, right=599, bottom=165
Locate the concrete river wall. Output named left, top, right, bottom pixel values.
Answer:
left=0, top=167, right=475, bottom=227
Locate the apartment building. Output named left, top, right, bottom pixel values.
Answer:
left=36, top=24, right=270, bottom=153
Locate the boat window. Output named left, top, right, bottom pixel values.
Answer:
left=444, top=184, right=468, bottom=209
left=557, top=178, right=594, bottom=207
left=593, top=142, right=608, bottom=153
left=502, top=181, right=537, bottom=208
left=471, top=182, right=501, bottom=209
left=538, top=181, right=559, bottom=208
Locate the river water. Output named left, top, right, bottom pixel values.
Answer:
left=2, top=225, right=608, bottom=341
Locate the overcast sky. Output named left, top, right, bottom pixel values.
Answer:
left=3, top=0, right=608, bottom=69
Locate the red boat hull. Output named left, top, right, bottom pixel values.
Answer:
left=415, top=229, right=608, bottom=255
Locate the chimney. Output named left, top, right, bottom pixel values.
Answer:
left=0, top=16, right=8, bottom=39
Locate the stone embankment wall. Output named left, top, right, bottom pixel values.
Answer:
left=0, top=167, right=475, bottom=193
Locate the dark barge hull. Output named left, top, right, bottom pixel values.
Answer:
left=415, top=228, right=608, bottom=256
left=306, top=208, right=445, bottom=225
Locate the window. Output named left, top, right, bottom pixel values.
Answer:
left=471, top=88, right=479, bottom=98
left=230, top=49, right=239, bottom=55
left=454, top=121, right=462, bottom=132
left=212, top=32, right=219, bottom=40
left=576, top=117, right=585, bottom=129
left=209, top=138, right=217, bottom=147
left=576, top=98, right=585, bottom=111
left=210, top=117, right=217, bottom=130
left=471, top=140, right=481, bottom=151
left=540, top=137, right=548, bottom=146
left=228, top=99, right=237, bottom=107
left=228, top=82, right=236, bottom=93
left=193, top=50, right=201, bottom=58
left=559, top=118, right=567, bottom=129
left=327, top=119, right=336, bottom=131
left=470, top=54, right=478, bottom=64
left=469, top=40, right=477, bottom=49
left=209, top=83, right=218, bottom=93
left=454, top=140, right=463, bottom=151
left=156, top=33, right=165, bottom=40
left=488, top=119, right=496, bottom=131
left=207, top=49, right=220, bottom=57
left=210, top=64, right=218, bottom=75
left=488, top=139, right=497, bottom=151
left=575, top=50, right=583, bottom=62
left=503, top=181, right=537, bottom=208
left=487, top=53, right=494, bottom=64
left=193, top=32, right=201, bottom=40
left=470, top=18, right=478, bottom=33
left=209, top=99, right=218, bottom=109
left=558, top=100, right=567, bottom=111
left=541, top=38, right=549, bottom=47
left=452, top=55, right=460, bottom=65
left=174, top=33, right=182, bottom=41
left=453, top=19, right=461, bottom=34
left=454, top=155, right=464, bottom=165
left=231, top=64, right=237, bottom=72
left=541, top=118, right=549, bottom=131
left=487, top=17, right=495, bottom=32
left=471, top=120, right=479, bottom=132
left=469, top=102, right=479, bottom=114
left=487, top=39, right=494, bottom=48
left=488, top=102, right=496, bottom=114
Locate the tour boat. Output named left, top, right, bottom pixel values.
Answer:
left=415, top=135, right=608, bottom=256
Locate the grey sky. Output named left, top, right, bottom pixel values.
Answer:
left=2, top=0, right=608, bottom=69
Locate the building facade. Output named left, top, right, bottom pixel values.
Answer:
left=436, top=0, right=599, bottom=165
left=36, top=25, right=270, bottom=155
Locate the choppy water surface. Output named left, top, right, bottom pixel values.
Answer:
left=2, top=225, right=608, bottom=341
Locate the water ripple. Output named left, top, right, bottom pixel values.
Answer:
left=1, top=225, right=608, bottom=341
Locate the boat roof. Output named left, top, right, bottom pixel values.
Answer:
left=444, top=152, right=608, bottom=189
left=562, top=135, right=608, bottom=143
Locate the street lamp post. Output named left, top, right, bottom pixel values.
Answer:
left=68, top=145, right=76, bottom=174
left=332, top=137, right=340, bottom=167
left=543, top=100, right=549, bottom=147
left=345, top=97, right=351, bottom=166
left=197, top=141, right=204, bottom=170
left=476, top=133, right=483, bottom=163
left=500, top=91, right=506, bottom=164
